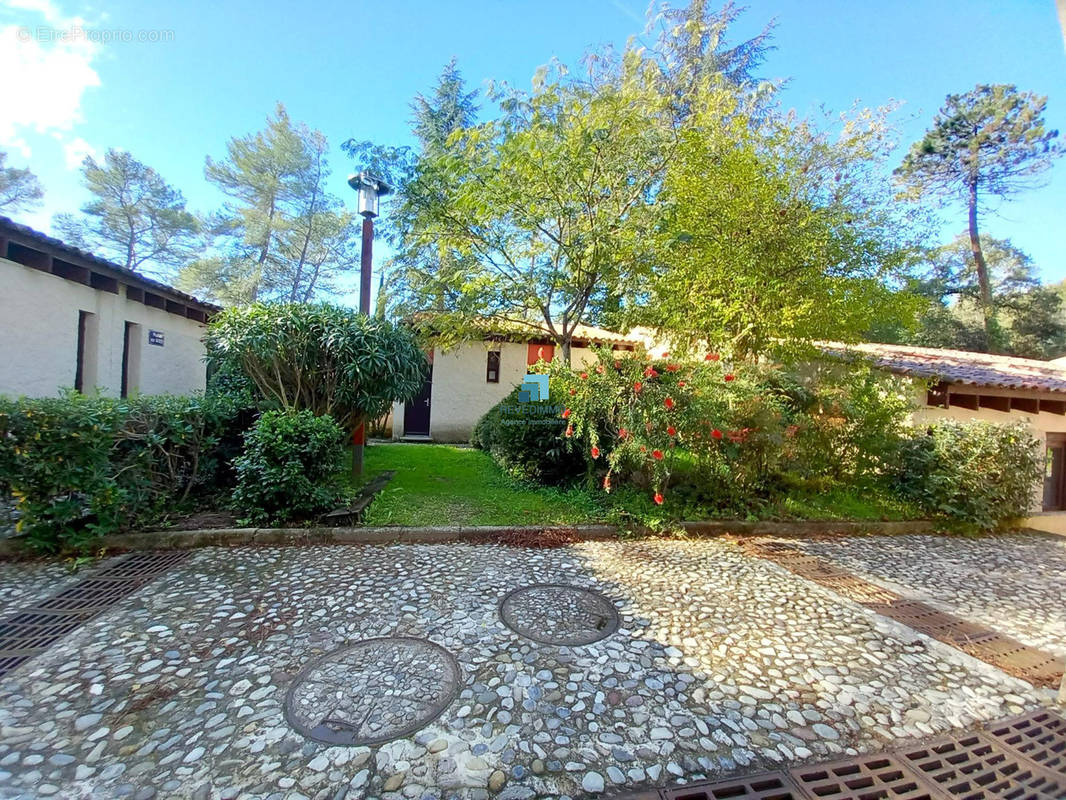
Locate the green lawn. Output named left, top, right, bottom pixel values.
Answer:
left=348, top=443, right=922, bottom=528
left=355, top=444, right=604, bottom=527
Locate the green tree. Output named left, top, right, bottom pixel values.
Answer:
left=895, top=85, right=1063, bottom=348
left=639, top=102, right=926, bottom=358
left=53, top=149, right=200, bottom=278
left=180, top=104, right=359, bottom=304
left=0, top=151, right=44, bottom=214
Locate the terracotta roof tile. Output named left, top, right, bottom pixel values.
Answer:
left=819, top=342, right=1066, bottom=395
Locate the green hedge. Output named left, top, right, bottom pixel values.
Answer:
left=472, top=387, right=586, bottom=485
left=0, top=392, right=244, bottom=552
left=231, top=410, right=346, bottom=525
left=893, top=420, right=1041, bottom=530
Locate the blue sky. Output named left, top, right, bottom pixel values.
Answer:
left=3, top=0, right=1064, bottom=291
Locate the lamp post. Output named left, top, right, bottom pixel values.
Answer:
left=347, top=171, right=392, bottom=475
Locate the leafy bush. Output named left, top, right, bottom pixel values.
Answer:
left=472, top=387, right=586, bottom=485
left=205, top=303, right=428, bottom=430
left=892, top=420, right=1041, bottom=530
left=231, top=410, right=346, bottom=524
left=0, top=392, right=242, bottom=552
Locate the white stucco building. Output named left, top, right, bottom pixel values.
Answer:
left=391, top=324, right=639, bottom=443
left=0, top=217, right=218, bottom=399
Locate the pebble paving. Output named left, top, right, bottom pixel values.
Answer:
left=784, top=532, right=1066, bottom=658
left=0, top=560, right=73, bottom=618
left=0, top=538, right=1055, bottom=799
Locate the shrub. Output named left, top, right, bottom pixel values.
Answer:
left=472, top=387, right=586, bottom=484
left=0, top=392, right=241, bottom=552
left=205, top=303, right=428, bottom=431
left=893, top=420, right=1041, bottom=530
left=231, top=410, right=346, bottom=525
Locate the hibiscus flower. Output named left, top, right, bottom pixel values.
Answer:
left=711, top=429, right=723, bottom=439
left=652, top=449, right=664, bottom=460
left=590, top=446, right=600, bottom=459
left=705, top=353, right=720, bottom=361
left=653, top=492, right=664, bottom=505
left=664, top=397, right=675, bottom=410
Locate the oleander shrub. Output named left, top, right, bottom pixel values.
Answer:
left=471, top=386, right=587, bottom=485
left=231, top=410, right=346, bottom=525
left=892, top=420, right=1041, bottom=530
left=0, top=392, right=243, bottom=552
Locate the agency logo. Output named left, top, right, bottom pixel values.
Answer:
left=518, top=374, right=549, bottom=403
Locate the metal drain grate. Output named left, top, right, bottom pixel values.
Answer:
left=898, top=732, right=1066, bottom=799
left=659, top=772, right=803, bottom=799
left=790, top=753, right=936, bottom=799
left=0, top=550, right=189, bottom=678
left=984, top=710, right=1066, bottom=777
left=869, top=600, right=999, bottom=643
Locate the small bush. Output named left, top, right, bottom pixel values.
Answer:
left=232, top=410, right=346, bottom=524
left=893, top=420, right=1041, bottom=530
left=0, top=392, right=242, bottom=552
left=472, top=387, right=587, bottom=485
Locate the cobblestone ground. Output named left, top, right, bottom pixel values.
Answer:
left=0, top=539, right=1055, bottom=800
left=0, top=560, right=72, bottom=617
left=785, top=532, right=1066, bottom=658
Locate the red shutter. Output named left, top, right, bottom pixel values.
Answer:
left=527, top=343, right=555, bottom=366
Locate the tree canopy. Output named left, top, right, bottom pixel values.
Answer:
left=895, top=84, right=1062, bottom=348
left=0, top=152, right=44, bottom=215
left=54, top=149, right=201, bottom=279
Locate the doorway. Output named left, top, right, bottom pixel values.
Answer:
left=1043, top=433, right=1066, bottom=511
left=403, top=366, right=433, bottom=436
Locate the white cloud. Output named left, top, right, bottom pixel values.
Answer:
left=63, top=136, right=97, bottom=169
left=0, top=2, right=101, bottom=158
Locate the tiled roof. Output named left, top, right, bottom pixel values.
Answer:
left=819, top=341, right=1066, bottom=395
left=0, top=215, right=219, bottom=313
left=412, top=313, right=642, bottom=346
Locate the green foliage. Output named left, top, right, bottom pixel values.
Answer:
left=0, top=150, right=44, bottom=214
left=179, top=103, right=359, bottom=304
left=54, top=148, right=200, bottom=279
left=892, top=420, right=1041, bottom=530
left=205, top=302, right=428, bottom=429
left=471, top=387, right=586, bottom=485
left=0, top=392, right=241, bottom=552
left=231, top=410, right=346, bottom=525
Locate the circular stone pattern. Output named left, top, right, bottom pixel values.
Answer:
left=500, top=583, right=620, bottom=646
left=284, top=637, right=461, bottom=746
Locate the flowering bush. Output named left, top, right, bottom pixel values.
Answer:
left=545, top=348, right=781, bottom=505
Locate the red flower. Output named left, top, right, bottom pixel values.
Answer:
left=662, top=352, right=670, bottom=358
left=643, top=366, right=658, bottom=378
left=639, top=445, right=647, bottom=453
left=603, top=473, right=612, bottom=491
left=664, top=397, right=675, bottom=410
left=569, top=388, right=576, bottom=395
left=633, top=381, right=643, bottom=393
left=618, top=428, right=629, bottom=439
left=580, top=372, right=588, bottom=380
left=724, top=373, right=736, bottom=382
left=596, top=364, right=605, bottom=374
left=653, top=492, right=664, bottom=505
left=667, top=425, right=676, bottom=436
left=562, top=408, right=571, bottom=418
left=677, top=380, right=686, bottom=388
left=591, top=446, right=600, bottom=459
left=711, top=428, right=723, bottom=439
left=705, top=352, right=720, bottom=361
left=565, top=424, right=573, bottom=437
left=652, top=449, right=664, bottom=460
left=666, top=363, right=680, bottom=372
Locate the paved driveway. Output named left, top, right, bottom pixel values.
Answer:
left=0, top=536, right=1057, bottom=799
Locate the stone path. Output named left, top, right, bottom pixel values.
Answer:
left=0, top=537, right=1057, bottom=799
left=784, top=532, right=1066, bottom=658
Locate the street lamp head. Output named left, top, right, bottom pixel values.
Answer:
left=347, top=171, right=392, bottom=218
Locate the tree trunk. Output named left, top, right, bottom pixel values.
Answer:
left=967, top=180, right=996, bottom=351
left=560, top=336, right=572, bottom=366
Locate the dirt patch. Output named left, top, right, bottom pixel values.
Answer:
left=168, top=511, right=239, bottom=531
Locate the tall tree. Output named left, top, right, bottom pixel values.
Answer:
left=895, top=84, right=1063, bottom=349
left=411, top=57, right=480, bottom=152
left=179, top=104, right=359, bottom=304
left=53, top=149, right=200, bottom=278
left=0, top=151, right=44, bottom=214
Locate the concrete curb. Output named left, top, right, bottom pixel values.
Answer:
left=0, top=519, right=941, bottom=559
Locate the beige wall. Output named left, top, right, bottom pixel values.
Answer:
left=393, top=340, right=604, bottom=442
left=0, top=258, right=208, bottom=398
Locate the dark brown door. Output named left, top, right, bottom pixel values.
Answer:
left=403, top=366, right=432, bottom=436
left=1043, top=434, right=1066, bottom=511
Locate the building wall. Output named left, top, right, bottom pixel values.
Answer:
left=393, top=340, right=603, bottom=442
left=0, top=258, right=208, bottom=398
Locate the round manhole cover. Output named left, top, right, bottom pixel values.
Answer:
left=284, top=637, right=461, bottom=746
left=499, top=584, right=619, bottom=645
